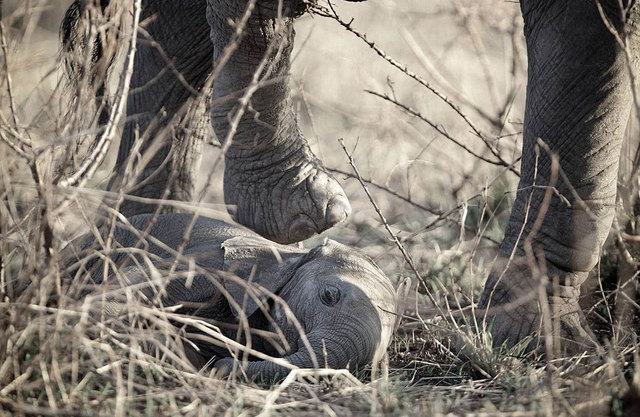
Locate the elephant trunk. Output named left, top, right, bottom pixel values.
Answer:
left=240, top=348, right=313, bottom=381
left=226, top=317, right=383, bottom=381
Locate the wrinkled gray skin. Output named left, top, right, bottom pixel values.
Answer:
left=478, top=0, right=640, bottom=353
left=63, top=0, right=640, bottom=353
left=63, top=0, right=352, bottom=244
left=67, top=214, right=396, bottom=380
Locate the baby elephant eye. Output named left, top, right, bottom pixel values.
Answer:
left=319, top=285, right=341, bottom=306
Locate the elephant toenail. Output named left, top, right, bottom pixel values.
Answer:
left=288, top=215, right=316, bottom=242
left=325, top=195, right=352, bottom=227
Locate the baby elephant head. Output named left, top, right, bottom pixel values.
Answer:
left=220, top=238, right=397, bottom=380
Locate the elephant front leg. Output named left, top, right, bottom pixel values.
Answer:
left=479, top=0, right=640, bottom=354
left=207, top=1, right=351, bottom=243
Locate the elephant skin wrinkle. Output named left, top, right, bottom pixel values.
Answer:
left=62, top=0, right=352, bottom=244
left=64, top=213, right=397, bottom=382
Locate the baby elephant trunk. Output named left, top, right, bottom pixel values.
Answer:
left=220, top=317, right=385, bottom=381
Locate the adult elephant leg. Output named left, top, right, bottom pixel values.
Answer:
left=479, top=0, right=640, bottom=353
left=206, top=1, right=351, bottom=244
left=110, top=0, right=213, bottom=217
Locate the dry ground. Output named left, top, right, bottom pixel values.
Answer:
left=0, top=0, right=639, bottom=416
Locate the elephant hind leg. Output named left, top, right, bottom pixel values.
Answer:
left=478, top=258, right=595, bottom=355
left=478, top=0, right=640, bottom=354
left=110, top=1, right=213, bottom=217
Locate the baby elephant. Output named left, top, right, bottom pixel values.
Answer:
left=66, top=214, right=397, bottom=380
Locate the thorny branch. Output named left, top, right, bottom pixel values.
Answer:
left=311, top=1, right=518, bottom=175
left=368, top=90, right=521, bottom=175
left=59, top=0, right=142, bottom=188
left=328, top=166, right=501, bottom=245
left=1, top=14, right=54, bottom=262
left=338, top=138, right=449, bottom=323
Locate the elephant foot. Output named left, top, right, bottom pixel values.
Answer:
left=477, top=259, right=596, bottom=356
left=224, top=144, right=351, bottom=243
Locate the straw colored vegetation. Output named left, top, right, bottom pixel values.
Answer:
left=0, top=0, right=638, bottom=416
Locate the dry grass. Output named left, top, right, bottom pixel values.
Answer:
left=0, top=0, right=639, bottom=416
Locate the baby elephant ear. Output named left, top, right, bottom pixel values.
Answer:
left=221, top=236, right=307, bottom=318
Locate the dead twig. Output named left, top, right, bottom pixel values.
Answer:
left=338, top=138, right=449, bottom=324
left=311, top=1, right=517, bottom=175
left=59, top=0, right=142, bottom=188
left=367, top=90, right=519, bottom=175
